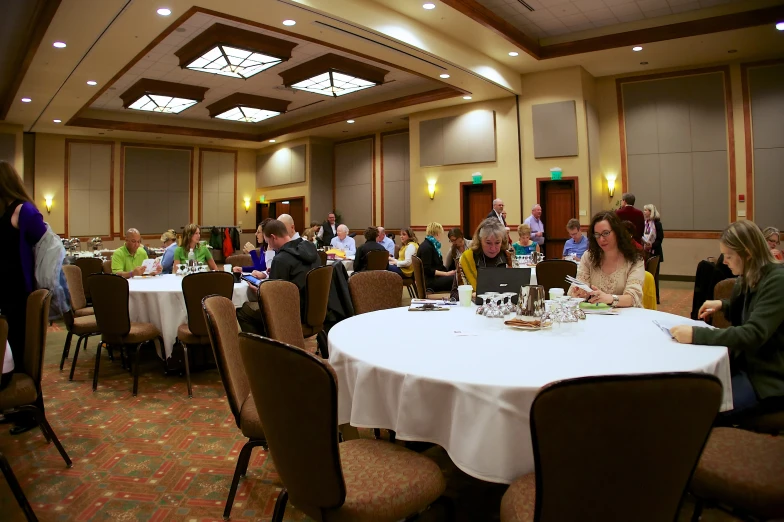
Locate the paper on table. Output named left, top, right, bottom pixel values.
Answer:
left=141, top=258, right=161, bottom=274
left=411, top=298, right=456, bottom=306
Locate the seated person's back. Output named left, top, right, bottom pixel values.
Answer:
left=354, top=226, right=388, bottom=272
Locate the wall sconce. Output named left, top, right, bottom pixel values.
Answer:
left=427, top=180, right=436, bottom=200
left=243, top=197, right=251, bottom=213
left=44, top=195, right=53, bottom=214
left=605, top=175, right=616, bottom=198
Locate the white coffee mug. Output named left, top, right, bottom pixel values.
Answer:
left=223, top=264, right=232, bottom=273
left=549, top=287, right=565, bottom=300
left=458, top=285, right=474, bottom=307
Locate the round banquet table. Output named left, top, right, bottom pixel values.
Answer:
left=127, top=274, right=250, bottom=358
left=328, top=306, right=732, bottom=484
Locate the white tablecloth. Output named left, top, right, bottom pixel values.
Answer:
left=127, top=274, right=249, bottom=358
left=328, top=306, right=732, bottom=484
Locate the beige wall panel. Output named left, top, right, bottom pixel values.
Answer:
left=90, top=145, right=112, bottom=191
left=68, top=190, right=91, bottom=236
left=749, top=65, right=784, bottom=150
left=217, top=192, right=235, bottom=225
left=659, top=153, right=693, bottom=230
left=444, top=110, right=497, bottom=165
left=655, top=76, right=692, bottom=154
left=664, top=238, right=720, bottom=276
left=383, top=180, right=405, bottom=230
left=310, top=140, right=334, bottom=223
left=753, top=147, right=784, bottom=230
left=201, top=153, right=221, bottom=193
left=689, top=73, right=728, bottom=152
left=89, top=191, right=110, bottom=236
left=68, top=143, right=91, bottom=190
left=336, top=183, right=371, bottom=229
left=0, top=133, right=14, bottom=165
left=532, top=101, right=578, bottom=159
left=692, top=151, right=729, bottom=230
left=201, top=192, right=219, bottom=226
left=418, top=118, right=445, bottom=167
left=585, top=101, right=602, bottom=217
left=218, top=153, right=235, bottom=193
left=290, top=144, right=306, bottom=184
left=627, top=154, right=661, bottom=211
left=622, top=82, right=659, bottom=155
left=69, top=142, right=111, bottom=236
left=335, top=139, right=372, bottom=187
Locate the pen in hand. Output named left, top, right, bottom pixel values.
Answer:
left=699, top=308, right=715, bottom=319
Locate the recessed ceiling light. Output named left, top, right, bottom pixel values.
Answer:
left=53, top=41, right=66, bottom=48
left=440, top=73, right=450, bottom=78
left=53, top=119, right=61, bottom=123
left=269, top=139, right=276, bottom=143
left=632, top=46, right=643, bottom=51
left=87, top=80, right=97, bottom=86
left=508, top=51, right=519, bottom=57
left=157, top=8, right=171, bottom=16
left=21, top=98, right=31, bottom=103
left=282, top=19, right=296, bottom=26
left=463, top=96, right=472, bottom=100
left=347, top=120, right=355, bottom=123
left=423, top=3, right=436, bottom=9
left=776, top=22, right=784, bottom=30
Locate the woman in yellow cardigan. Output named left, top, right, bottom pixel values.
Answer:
left=457, top=218, right=512, bottom=293
left=390, top=227, right=419, bottom=277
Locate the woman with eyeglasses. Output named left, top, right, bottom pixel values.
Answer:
left=763, top=227, right=783, bottom=261
left=568, top=211, right=645, bottom=308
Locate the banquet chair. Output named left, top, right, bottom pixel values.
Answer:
left=642, top=271, right=657, bottom=310
left=225, top=254, right=252, bottom=268
left=88, top=273, right=164, bottom=396
left=301, top=265, right=333, bottom=357
left=258, top=280, right=307, bottom=350
left=318, top=250, right=327, bottom=266
left=349, top=271, right=402, bottom=315
left=710, top=279, right=735, bottom=329
left=410, top=254, right=450, bottom=300
left=202, top=295, right=267, bottom=521
left=101, top=259, right=112, bottom=274
left=645, top=255, right=660, bottom=304
left=0, top=292, right=72, bottom=469
left=366, top=250, right=389, bottom=271
left=534, top=260, right=577, bottom=295
left=177, top=271, right=234, bottom=398
left=60, top=265, right=101, bottom=377
left=237, top=333, right=448, bottom=522
left=500, top=373, right=722, bottom=522
left=74, top=257, right=103, bottom=305
left=0, top=452, right=37, bottom=521
left=689, top=428, right=784, bottom=522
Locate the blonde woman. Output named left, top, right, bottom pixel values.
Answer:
left=459, top=218, right=510, bottom=291
left=643, top=204, right=664, bottom=260
left=416, top=222, right=454, bottom=292
left=160, top=229, right=178, bottom=274
left=174, top=224, right=218, bottom=271
left=390, top=227, right=419, bottom=277
left=763, top=226, right=783, bottom=261
left=671, top=221, right=784, bottom=418
left=513, top=223, right=539, bottom=256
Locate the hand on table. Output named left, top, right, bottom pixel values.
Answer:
left=670, top=325, right=693, bottom=344
left=132, top=266, right=146, bottom=277
left=698, top=300, right=722, bottom=320
left=232, top=266, right=242, bottom=273
left=251, top=270, right=268, bottom=280
left=587, top=285, right=613, bottom=305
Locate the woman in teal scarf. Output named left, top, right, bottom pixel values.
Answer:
left=416, top=222, right=455, bottom=293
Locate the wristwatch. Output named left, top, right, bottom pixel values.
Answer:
left=611, top=294, right=620, bottom=306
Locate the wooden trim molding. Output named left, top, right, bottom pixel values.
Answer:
left=739, top=58, right=784, bottom=223
left=616, top=66, right=736, bottom=226
left=64, top=138, right=115, bottom=240
left=411, top=225, right=460, bottom=231
left=119, top=142, right=194, bottom=234
left=665, top=231, right=722, bottom=239
left=0, top=0, right=62, bottom=120
left=198, top=148, right=239, bottom=228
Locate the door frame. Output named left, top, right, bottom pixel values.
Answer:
left=460, top=180, right=496, bottom=235
left=535, top=176, right=579, bottom=218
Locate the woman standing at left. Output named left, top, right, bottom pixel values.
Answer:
left=174, top=224, right=219, bottom=271
left=0, top=161, right=46, bottom=432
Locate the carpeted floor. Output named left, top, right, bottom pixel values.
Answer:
left=0, top=281, right=740, bottom=521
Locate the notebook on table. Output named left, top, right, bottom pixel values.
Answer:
left=475, top=267, right=531, bottom=304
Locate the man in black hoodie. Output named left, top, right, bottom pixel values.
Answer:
left=263, top=218, right=321, bottom=320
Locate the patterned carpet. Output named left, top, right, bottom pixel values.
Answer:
left=0, top=282, right=740, bottom=521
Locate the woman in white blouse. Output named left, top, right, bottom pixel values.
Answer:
left=569, top=211, right=645, bottom=308
left=390, top=227, right=419, bottom=278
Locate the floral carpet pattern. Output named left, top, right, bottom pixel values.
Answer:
left=0, top=283, right=739, bottom=521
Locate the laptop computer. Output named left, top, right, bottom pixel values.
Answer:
left=475, top=267, right=531, bottom=304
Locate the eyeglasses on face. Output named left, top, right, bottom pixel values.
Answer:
left=593, top=230, right=613, bottom=239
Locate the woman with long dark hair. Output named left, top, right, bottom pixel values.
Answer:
left=0, top=161, right=46, bottom=432
left=568, top=211, right=645, bottom=308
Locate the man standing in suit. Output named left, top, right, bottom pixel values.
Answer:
left=487, top=199, right=505, bottom=225
left=317, top=211, right=338, bottom=248
left=524, top=204, right=545, bottom=247
left=615, top=193, right=644, bottom=244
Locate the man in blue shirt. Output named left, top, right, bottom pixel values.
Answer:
left=329, top=224, right=357, bottom=255
left=562, top=218, right=588, bottom=259
left=377, top=226, right=395, bottom=257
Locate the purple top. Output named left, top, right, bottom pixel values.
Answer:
left=241, top=249, right=267, bottom=273
left=16, top=202, right=47, bottom=293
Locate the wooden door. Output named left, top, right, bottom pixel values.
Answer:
left=289, top=198, right=305, bottom=234
left=462, top=183, right=495, bottom=239
left=539, top=180, right=577, bottom=259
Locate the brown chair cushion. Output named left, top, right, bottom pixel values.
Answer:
left=239, top=394, right=265, bottom=440
left=691, top=427, right=784, bottom=519
left=500, top=473, right=535, bottom=522
left=0, top=374, right=38, bottom=411
left=71, top=315, right=100, bottom=336
left=226, top=254, right=252, bottom=268
left=74, top=307, right=94, bottom=318
left=116, top=322, right=161, bottom=345
left=326, top=439, right=445, bottom=522
left=738, top=410, right=784, bottom=435
left=177, top=323, right=209, bottom=346
left=348, top=271, right=402, bottom=315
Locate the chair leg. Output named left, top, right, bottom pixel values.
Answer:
left=223, top=439, right=266, bottom=520
left=68, top=336, right=85, bottom=381
left=317, top=330, right=329, bottom=359
left=59, top=332, right=73, bottom=371
left=132, top=343, right=143, bottom=397
left=182, top=342, right=193, bottom=399
left=19, top=405, right=72, bottom=468
left=0, top=453, right=38, bottom=521
left=92, top=342, right=103, bottom=391
left=691, top=498, right=704, bottom=522
left=432, top=495, right=456, bottom=522
left=271, top=489, right=288, bottom=522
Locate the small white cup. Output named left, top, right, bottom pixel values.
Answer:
left=223, top=264, right=232, bottom=273
left=458, top=285, right=474, bottom=307
left=549, top=288, right=565, bottom=301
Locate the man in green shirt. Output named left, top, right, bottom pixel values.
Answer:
left=112, top=228, right=160, bottom=278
